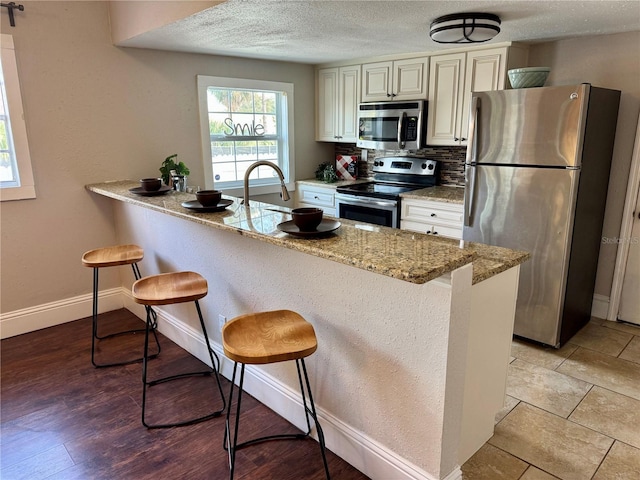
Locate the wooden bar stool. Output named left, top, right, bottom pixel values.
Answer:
left=82, top=244, right=160, bottom=368
left=222, top=309, right=330, bottom=480
left=132, top=271, right=226, bottom=428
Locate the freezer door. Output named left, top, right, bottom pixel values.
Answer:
left=471, top=84, right=590, bottom=168
left=463, top=165, right=580, bottom=346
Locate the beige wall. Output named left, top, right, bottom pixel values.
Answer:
left=529, top=31, right=640, bottom=297
left=0, top=1, right=330, bottom=313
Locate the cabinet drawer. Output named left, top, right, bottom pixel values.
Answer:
left=401, top=220, right=462, bottom=240
left=401, top=200, right=463, bottom=226
left=298, top=187, right=335, bottom=208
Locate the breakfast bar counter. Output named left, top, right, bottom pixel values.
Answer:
left=87, top=180, right=528, bottom=480
left=86, top=181, right=527, bottom=285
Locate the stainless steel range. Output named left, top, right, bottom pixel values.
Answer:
left=335, top=156, right=438, bottom=228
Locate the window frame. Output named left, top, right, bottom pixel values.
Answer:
left=197, top=75, right=295, bottom=195
left=0, top=34, right=35, bottom=201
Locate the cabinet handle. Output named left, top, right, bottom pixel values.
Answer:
left=386, top=93, right=392, bottom=97
left=432, top=231, right=439, bottom=235
left=391, top=93, right=397, bottom=97
left=314, top=196, right=320, bottom=200
left=461, top=137, right=467, bottom=141
left=430, top=213, right=437, bottom=217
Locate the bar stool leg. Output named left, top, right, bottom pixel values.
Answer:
left=299, top=359, right=331, bottom=479
left=141, top=299, right=226, bottom=429
left=223, top=359, right=330, bottom=480
left=91, top=263, right=160, bottom=368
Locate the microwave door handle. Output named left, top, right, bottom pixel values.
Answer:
left=397, top=112, right=406, bottom=149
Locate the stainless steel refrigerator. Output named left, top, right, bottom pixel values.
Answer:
left=463, top=84, right=620, bottom=347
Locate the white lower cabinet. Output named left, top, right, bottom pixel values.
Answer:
left=401, top=198, right=463, bottom=239
left=295, top=183, right=337, bottom=217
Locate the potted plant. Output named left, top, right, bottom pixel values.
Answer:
left=159, top=154, right=190, bottom=187
left=315, top=162, right=337, bottom=183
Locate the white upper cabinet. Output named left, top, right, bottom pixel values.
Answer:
left=316, top=65, right=361, bottom=143
left=427, top=46, right=527, bottom=146
left=362, top=57, right=429, bottom=102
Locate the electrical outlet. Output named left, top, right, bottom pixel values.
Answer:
left=218, top=314, right=226, bottom=331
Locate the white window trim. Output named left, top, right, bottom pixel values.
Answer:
left=197, top=75, right=295, bottom=196
left=0, top=34, right=35, bottom=201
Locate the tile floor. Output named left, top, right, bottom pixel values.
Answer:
left=461, top=317, right=640, bottom=480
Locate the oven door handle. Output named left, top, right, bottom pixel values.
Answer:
left=336, top=195, right=397, bottom=209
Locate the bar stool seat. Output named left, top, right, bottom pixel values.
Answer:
left=132, top=271, right=226, bottom=429
left=82, top=244, right=160, bottom=368
left=222, top=310, right=330, bottom=480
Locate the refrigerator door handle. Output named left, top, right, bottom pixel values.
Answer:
left=464, top=96, right=479, bottom=227
left=465, top=96, right=479, bottom=165
left=464, top=164, right=477, bottom=227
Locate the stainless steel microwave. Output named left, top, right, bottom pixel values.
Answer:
left=356, top=101, right=426, bottom=150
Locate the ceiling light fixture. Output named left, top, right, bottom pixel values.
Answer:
left=430, top=13, right=501, bottom=44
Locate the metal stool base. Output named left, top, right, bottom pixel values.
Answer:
left=91, top=263, right=161, bottom=368
left=141, top=299, right=226, bottom=429
left=223, top=359, right=330, bottom=480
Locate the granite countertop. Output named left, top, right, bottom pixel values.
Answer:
left=86, top=181, right=528, bottom=285
left=297, top=179, right=466, bottom=204
left=401, top=186, right=465, bottom=204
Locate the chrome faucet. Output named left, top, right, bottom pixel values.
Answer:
left=242, top=161, right=291, bottom=206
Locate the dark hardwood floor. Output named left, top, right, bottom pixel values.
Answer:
left=1, top=309, right=370, bottom=480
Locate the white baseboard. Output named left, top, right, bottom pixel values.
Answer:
left=591, top=294, right=610, bottom=320
left=0, top=288, right=123, bottom=339
left=3, top=288, right=460, bottom=480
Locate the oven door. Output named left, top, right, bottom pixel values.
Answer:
left=335, top=193, right=399, bottom=228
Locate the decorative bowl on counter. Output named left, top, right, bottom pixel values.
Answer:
left=140, top=178, right=162, bottom=191
left=196, top=189, right=222, bottom=206
left=291, top=207, right=323, bottom=232
left=508, top=67, right=550, bottom=89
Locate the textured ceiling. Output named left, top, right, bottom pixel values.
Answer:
left=118, top=0, right=640, bottom=64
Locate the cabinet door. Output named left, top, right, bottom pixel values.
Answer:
left=393, top=57, right=429, bottom=101
left=338, top=65, right=361, bottom=142
left=426, top=53, right=466, bottom=146
left=459, top=48, right=507, bottom=143
left=316, top=68, right=338, bottom=141
left=361, top=61, right=392, bottom=102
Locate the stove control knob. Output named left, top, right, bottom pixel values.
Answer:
left=379, top=161, right=384, bottom=167
left=421, top=163, right=427, bottom=169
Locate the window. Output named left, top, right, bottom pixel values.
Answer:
left=197, top=76, right=294, bottom=194
left=0, top=34, right=34, bottom=201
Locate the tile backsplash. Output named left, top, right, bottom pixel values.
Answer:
left=334, top=144, right=466, bottom=186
